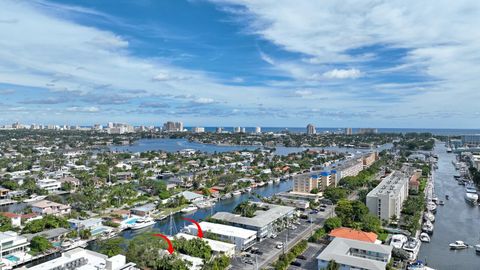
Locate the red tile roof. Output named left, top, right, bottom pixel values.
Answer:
left=1, top=212, right=20, bottom=218
left=329, top=227, right=378, bottom=243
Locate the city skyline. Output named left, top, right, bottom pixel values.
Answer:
left=1, top=0, right=480, bottom=128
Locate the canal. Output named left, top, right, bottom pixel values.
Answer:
left=418, top=142, right=480, bottom=269
left=119, top=179, right=293, bottom=240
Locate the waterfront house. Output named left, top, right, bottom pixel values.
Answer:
left=0, top=231, right=29, bottom=259
left=179, top=191, right=205, bottom=203
left=36, top=178, right=61, bottom=193
left=24, top=228, right=70, bottom=242
left=31, top=200, right=71, bottom=216
left=0, top=212, right=21, bottom=227
left=130, top=203, right=156, bottom=216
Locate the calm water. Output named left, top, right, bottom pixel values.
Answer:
left=418, top=143, right=480, bottom=268
left=119, top=179, right=293, bottom=240
left=110, top=138, right=392, bottom=156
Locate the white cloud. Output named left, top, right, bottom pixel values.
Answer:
left=294, top=89, right=312, bottom=97
left=194, top=97, right=215, bottom=104
left=323, top=68, right=362, bottom=79
left=66, top=106, right=99, bottom=112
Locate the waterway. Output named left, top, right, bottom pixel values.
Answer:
left=418, top=143, right=480, bottom=269
left=109, top=138, right=391, bottom=156
left=118, top=179, right=294, bottom=240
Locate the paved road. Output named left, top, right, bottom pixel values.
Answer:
left=231, top=205, right=334, bottom=270
left=288, top=242, right=325, bottom=270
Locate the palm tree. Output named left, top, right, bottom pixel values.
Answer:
left=325, top=260, right=340, bottom=270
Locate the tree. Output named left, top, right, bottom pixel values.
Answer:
left=324, top=217, right=342, bottom=232
left=233, top=201, right=257, bottom=218
left=79, top=229, right=92, bottom=240
left=324, top=187, right=348, bottom=203
left=61, top=181, right=74, bottom=191
left=99, top=238, right=124, bottom=257
left=0, top=215, right=13, bottom=232
left=324, top=260, right=340, bottom=270
left=30, top=236, right=53, bottom=253
left=361, top=214, right=382, bottom=233
left=335, top=199, right=354, bottom=226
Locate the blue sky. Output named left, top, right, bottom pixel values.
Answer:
left=1, top=0, right=480, bottom=128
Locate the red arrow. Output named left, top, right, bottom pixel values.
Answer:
left=153, top=233, right=175, bottom=254
left=182, top=217, right=203, bottom=238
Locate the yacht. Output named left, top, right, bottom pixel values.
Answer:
left=232, top=190, right=242, bottom=196
left=464, top=184, right=478, bottom=203
left=60, top=239, right=88, bottom=251
left=475, top=244, right=480, bottom=253
left=438, top=200, right=445, bottom=206
left=390, top=234, right=408, bottom=249
left=180, top=205, right=198, bottom=213
left=407, top=261, right=436, bottom=270
left=423, top=212, right=435, bottom=223
left=426, top=201, right=437, bottom=213
left=403, top=238, right=420, bottom=255
left=419, top=233, right=431, bottom=243
left=422, top=221, right=434, bottom=234
left=449, top=240, right=468, bottom=250
left=245, top=187, right=252, bottom=192
left=267, top=179, right=274, bottom=185
left=23, top=194, right=47, bottom=203
left=130, top=217, right=156, bottom=230
left=273, top=178, right=281, bottom=183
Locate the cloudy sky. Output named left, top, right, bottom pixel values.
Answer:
left=1, top=0, right=480, bottom=128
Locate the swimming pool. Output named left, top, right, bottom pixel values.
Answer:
left=125, top=217, right=138, bottom=225
left=5, top=255, right=19, bottom=262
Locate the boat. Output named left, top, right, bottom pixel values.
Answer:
left=245, top=187, right=252, bottom=192
left=431, top=196, right=438, bottom=203
left=449, top=240, right=468, bottom=250
left=267, top=179, right=274, bottom=185
left=403, top=237, right=421, bottom=257
left=464, top=184, right=478, bottom=203
left=220, top=193, right=231, bottom=200
left=426, top=201, right=437, bottom=213
left=419, top=233, right=431, bottom=243
left=232, top=190, right=242, bottom=196
left=422, top=221, right=434, bottom=234
left=445, top=194, right=449, bottom=200
left=407, top=261, right=436, bottom=270
left=273, top=178, right=280, bottom=183
left=60, top=239, right=88, bottom=250
left=390, top=234, right=408, bottom=249
left=423, top=212, right=435, bottom=223
left=23, top=194, right=47, bottom=203
left=155, top=215, right=167, bottom=221
left=438, top=200, right=445, bottom=206
left=180, top=205, right=198, bottom=213
left=475, top=244, right=480, bottom=253
left=130, top=217, right=156, bottom=230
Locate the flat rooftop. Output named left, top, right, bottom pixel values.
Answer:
left=211, top=202, right=295, bottom=229
left=187, top=221, right=256, bottom=239
left=171, top=233, right=235, bottom=254
left=317, top=238, right=392, bottom=270
left=367, top=170, right=408, bottom=197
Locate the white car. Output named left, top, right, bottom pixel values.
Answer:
left=276, top=242, right=284, bottom=249
left=270, top=233, right=278, bottom=239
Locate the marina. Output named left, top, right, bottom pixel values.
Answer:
left=418, top=143, right=480, bottom=268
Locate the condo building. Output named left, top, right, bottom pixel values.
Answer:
left=192, top=127, right=205, bottom=133
left=293, top=171, right=334, bottom=194
left=306, top=124, right=316, bottom=135
left=163, top=121, right=184, bottom=132
left=366, top=171, right=409, bottom=221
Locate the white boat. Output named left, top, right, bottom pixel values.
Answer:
left=267, top=180, right=274, bottom=185
left=465, top=184, right=478, bottom=203
left=419, top=233, right=431, bottom=243
left=23, top=195, right=47, bottom=203
left=245, top=187, right=252, bottom=192
left=390, top=234, right=408, bottom=249
left=403, top=238, right=421, bottom=254
left=426, top=201, right=437, bottom=212
left=422, top=221, right=434, bottom=234
left=60, top=239, right=88, bottom=250
left=232, top=190, right=242, bottom=196
left=475, top=244, right=480, bottom=253
left=423, top=212, right=435, bottom=223
left=274, top=178, right=280, bottom=183
left=181, top=205, right=198, bottom=213
left=449, top=240, right=468, bottom=250
left=130, top=217, right=156, bottom=230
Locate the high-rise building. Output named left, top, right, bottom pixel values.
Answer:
left=192, top=127, right=205, bottom=133
left=216, top=127, right=223, bottom=133
left=345, top=128, right=353, bottom=135
left=306, top=124, right=316, bottom=135
left=234, top=127, right=241, bottom=133
left=461, top=134, right=480, bottom=145
left=163, top=121, right=184, bottom=132
left=357, top=128, right=378, bottom=135
left=255, top=126, right=261, bottom=134
left=366, top=171, right=409, bottom=221
left=241, top=127, right=246, bottom=133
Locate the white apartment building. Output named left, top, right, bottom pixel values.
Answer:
left=0, top=231, right=29, bottom=258
left=192, top=127, right=205, bottom=133
left=36, top=178, right=61, bottom=192
left=335, top=158, right=364, bottom=179
left=24, top=248, right=136, bottom=270
left=185, top=221, right=257, bottom=251
left=366, top=171, right=409, bottom=221
left=317, top=238, right=392, bottom=270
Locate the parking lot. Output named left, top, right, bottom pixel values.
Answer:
left=230, top=205, right=334, bottom=270
left=288, top=242, right=325, bottom=270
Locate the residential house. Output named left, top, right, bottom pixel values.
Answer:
left=31, top=200, right=71, bottom=216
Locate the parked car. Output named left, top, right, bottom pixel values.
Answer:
left=276, top=242, right=284, bottom=249
left=270, top=233, right=278, bottom=239
left=296, top=255, right=307, bottom=260
left=290, top=261, right=302, bottom=267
